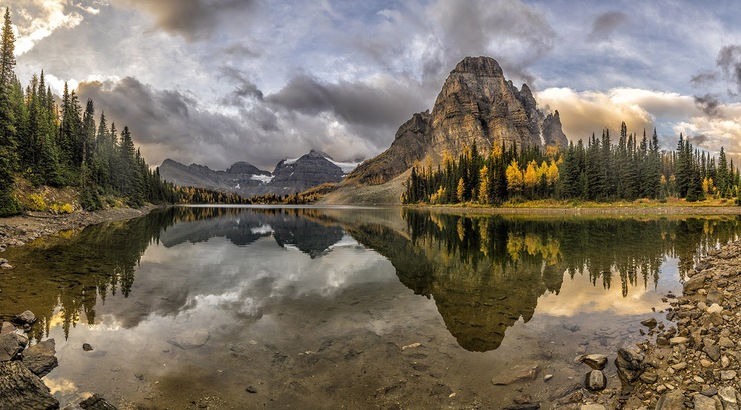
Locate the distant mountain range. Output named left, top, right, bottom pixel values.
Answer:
left=160, top=150, right=360, bottom=197
left=163, top=56, right=567, bottom=204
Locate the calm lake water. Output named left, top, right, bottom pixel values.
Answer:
left=2, top=206, right=741, bottom=409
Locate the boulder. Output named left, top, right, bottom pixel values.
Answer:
left=0, top=361, right=59, bottom=409
left=0, top=333, right=22, bottom=362
left=584, top=370, right=606, bottom=391
left=23, top=339, right=58, bottom=377
left=684, top=274, right=707, bottom=292
left=579, top=354, right=608, bottom=370
left=14, top=310, right=36, bottom=325
left=0, top=322, right=13, bottom=335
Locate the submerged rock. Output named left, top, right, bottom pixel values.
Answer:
left=167, top=329, right=210, bottom=350
left=80, top=393, right=118, bottom=410
left=491, top=364, right=539, bottom=386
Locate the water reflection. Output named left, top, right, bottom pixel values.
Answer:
left=345, top=210, right=741, bottom=351
left=2, top=207, right=741, bottom=356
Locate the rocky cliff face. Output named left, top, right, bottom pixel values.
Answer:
left=346, top=56, right=568, bottom=186
left=160, top=150, right=355, bottom=197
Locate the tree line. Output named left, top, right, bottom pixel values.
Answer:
left=403, top=122, right=740, bottom=205
left=0, top=8, right=176, bottom=216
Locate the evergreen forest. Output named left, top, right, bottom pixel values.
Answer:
left=0, top=8, right=175, bottom=216
left=402, top=123, right=741, bottom=205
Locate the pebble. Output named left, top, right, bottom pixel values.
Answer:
left=721, top=370, right=737, bottom=380
left=245, top=386, right=257, bottom=394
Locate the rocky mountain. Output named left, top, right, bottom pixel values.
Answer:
left=160, top=150, right=358, bottom=197
left=345, top=56, right=568, bottom=186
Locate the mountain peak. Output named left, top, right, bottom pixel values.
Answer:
left=307, top=149, right=334, bottom=160
left=344, top=55, right=568, bottom=188
left=451, top=56, right=504, bottom=78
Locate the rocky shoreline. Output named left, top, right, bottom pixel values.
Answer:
left=617, top=240, right=741, bottom=409
left=0, top=310, right=116, bottom=409
left=0, top=205, right=160, bottom=252
left=530, top=239, right=741, bottom=410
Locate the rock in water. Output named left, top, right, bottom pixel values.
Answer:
left=584, top=370, right=607, bottom=391
left=640, top=318, right=657, bottom=328
left=0, top=361, right=59, bottom=409
left=578, top=354, right=608, bottom=370
left=23, top=339, right=58, bottom=377
left=14, top=310, right=36, bottom=325
left=168, top=330, right=210, bottom=350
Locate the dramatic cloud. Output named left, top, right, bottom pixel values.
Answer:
left=219, top=66, right=264, bottom=106
left=76, top=76, right=401, bottom=170
left=694, top=94, right=723, bottom=118
left=588, top=11, right=628, bottom=42
left=717, top=44, right=741, bottom=94
left=266, top=74, right=425, bottom=131
left=120, top=0, right=256, bottom=41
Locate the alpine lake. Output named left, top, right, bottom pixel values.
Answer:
left=2, top=206, right=741, bottom=409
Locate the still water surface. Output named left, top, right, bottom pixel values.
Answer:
left=2, top=206, right=740, bottom=409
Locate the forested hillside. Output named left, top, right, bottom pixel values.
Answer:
left=0, top=8, right=174, bottom=216
left=403, top=122, right=741, bottom=205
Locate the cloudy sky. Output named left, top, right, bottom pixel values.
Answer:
left=4, top=0, right=741, bottom=170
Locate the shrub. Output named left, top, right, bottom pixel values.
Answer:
left=28, top=193, right=47, bottom=211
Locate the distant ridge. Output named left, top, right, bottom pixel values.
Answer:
left=159, top=150, right=360, bottom=197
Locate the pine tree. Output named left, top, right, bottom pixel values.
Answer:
left=0, top=8, right=18, bottom=215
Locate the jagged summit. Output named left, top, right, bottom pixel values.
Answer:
left=344, top=56, right=568, bottom=187
left=450, top=56, right=505, bottom=77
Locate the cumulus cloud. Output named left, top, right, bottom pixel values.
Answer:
left=538, top=86, right=741, bottom=156
left=588, top=11, right=627, bottom=42
left=5, top=0, right=98, bottom=55
left=119, top=0, right=255, bottom=41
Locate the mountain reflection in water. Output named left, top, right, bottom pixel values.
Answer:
left=2, top=206, right=740, bottom=355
